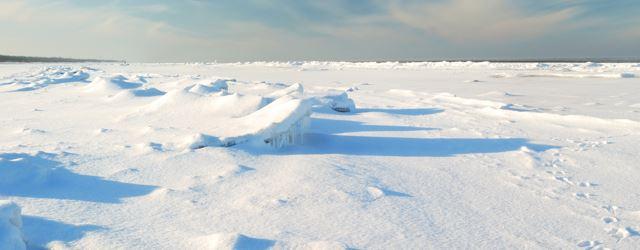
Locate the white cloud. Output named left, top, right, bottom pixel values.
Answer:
left=0, top=1, right=214, bottom=61
left=389, top=0, right=580, bottom=43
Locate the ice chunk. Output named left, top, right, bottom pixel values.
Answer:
left=8, top=66, right=90, bottom=91
left=326, top=92, right=356, bottom=112
left=0, top=201, right=26, bottom=250
left=189, top=94, right=312, bottom=148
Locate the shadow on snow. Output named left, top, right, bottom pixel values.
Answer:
left=22, top=216, right=104, bottom=249
left=309, top=117, right=438, bottom=134
left=283, top=133, right=557, bottom=157
left=248, top=113, right=557, bottom=156
left=0, top=152, right=156, bottom=203
left=355, top=107, right=444, bottom=116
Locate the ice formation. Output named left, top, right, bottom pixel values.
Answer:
left=325, top=92, right=356, bottom=112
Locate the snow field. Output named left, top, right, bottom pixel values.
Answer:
left=0, top=62, right=639, bottom=249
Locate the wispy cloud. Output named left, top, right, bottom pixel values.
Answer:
left=1, top=0, right=638, bottom=61
left=0, top=0, right=213, bottom=61
left=388, top=0, right=581, bottom=43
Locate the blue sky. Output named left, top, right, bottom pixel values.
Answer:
left=1, top=0, right=639, bottom=62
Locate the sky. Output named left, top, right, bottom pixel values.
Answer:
left=1, top=0, right=639, bottom=62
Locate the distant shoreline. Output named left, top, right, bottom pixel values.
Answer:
left=0, top=54, right=119, bottom=63
left=1, top=54, right=638, bottom=64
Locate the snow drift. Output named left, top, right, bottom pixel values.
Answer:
left=4, top=66, right=89, bottom=91
left=187, top=94, right=313, bottom=148
left=187, top=78, right=230, bottom=95
left=85, top=75, right=142, bottom=93
left=324, top=92, right=356, bottom=112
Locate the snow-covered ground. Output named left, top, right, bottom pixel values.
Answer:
left=1, top=61, right=639, bottom=249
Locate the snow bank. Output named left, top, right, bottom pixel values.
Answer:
left=136, top=88, right=263, bottom=119
left=265, top=83, right=303, bottom=100
left=85, top=75, right=142, bottom=93
left=0, top=201, right=26, bottom=250
left=188, top=94, right=312, bottom=148
left=109, top=88, right=165, bottom=102
left=325, top=92, right=356, bottom=112
left=433, top=93, right=640, bottom=130
left=6, top=66, right=89, bottom=91
left=187, top=78, right=230, bottom=95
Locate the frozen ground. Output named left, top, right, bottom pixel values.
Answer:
left=1, top=61, right=639, bottom=249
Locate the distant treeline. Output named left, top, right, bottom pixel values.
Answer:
left=0, top=54, right=119, bottom=63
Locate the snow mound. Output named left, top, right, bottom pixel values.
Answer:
left=193, top=233, right=275, bottom=250
left=265, top=83, right=304, bottom=100
left=325, top=92, right=356, bottom=112
left=137, top=88, right=263, bottom=119
left=0, top=201, right=26, bottom=250
left=6, top=66, right=90, bottom=91
left=110, top=88, right=166, bottom=101
left=188, top=94, right=312, bottom=148
left=433, top=93, right=640, bottom=130
left=187, top=78, right=230, bottom=95
left=85, top=75, right=142, bottom=93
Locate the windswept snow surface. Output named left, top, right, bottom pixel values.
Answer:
left=1, top=62, right=640, bottom=249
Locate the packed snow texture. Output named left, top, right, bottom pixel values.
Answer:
left=1, top=61, right=640, bottom=249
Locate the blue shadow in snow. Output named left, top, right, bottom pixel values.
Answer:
left=22, top=216, right=104, bottom=249
left=130, top=88, right=165, bottom=97
left=356, top=108, right=444, bottom=116
left=109, top=75, right=142, bottom=89
left=313, top=106, right=444, bottom=116
left=11, top=72, right=90, bottom=92
left=309, top=118, right=438, bottom=134
left=232, top=235, right=276, bottom=250
left=378, top=188, right=412, bottom=198
left=274, top=133, right=558, bottom=157
left=0, top=152, right=156, bottom=203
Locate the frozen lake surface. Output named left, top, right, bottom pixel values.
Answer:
left=1, top=61, right=640, bottom=249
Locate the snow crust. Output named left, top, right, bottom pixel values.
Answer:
left=1, top=61, right=640, bottom=249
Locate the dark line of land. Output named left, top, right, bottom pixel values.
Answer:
left=0, top=54, right=119, bottom=63
left=1, top=54, right=638, bottom=63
